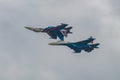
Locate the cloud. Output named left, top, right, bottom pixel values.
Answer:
left=109, top=0, right=120, bottom=17
left=0, top=0, right=120, bottom=80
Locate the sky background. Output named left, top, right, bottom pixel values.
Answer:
left=0, top=0, right=120, bottom=80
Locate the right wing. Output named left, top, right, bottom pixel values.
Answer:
left=66, top=44, right=81, bottom=53
left=56, top=31, right=64, bottom=41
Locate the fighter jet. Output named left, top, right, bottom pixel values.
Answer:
left=25, top=23, right=72, bottom=41
left=48, top=37, right=100, bottom=53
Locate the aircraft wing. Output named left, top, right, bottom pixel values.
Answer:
left=65, top=44, right=81, bottom=53
left=55, top=23, right=68, bottom=30
left=75, top=37, right=95, bottom=45
left=47, top=30, right=64, bottom=41
left=74, top=39, right=93, bottom=45
left=56, top=31, right=64, bottom=41
left=75, top=40, right=89, bottom=45
left=47, top=31, right=57, bottom=39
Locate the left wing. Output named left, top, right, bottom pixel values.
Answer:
left=47, top=31, right=57, bottom=39
left=47, top=30, right=64, bottom=40
left=55, top=23, right=68, bottom=30
left=75, top=40, right=91, bottom=45
left=75, top=37, right=95, bottom=45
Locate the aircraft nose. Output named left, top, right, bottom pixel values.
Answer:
left=25, top=26, right=29, bottom=28
left=48, top=42, right=57, bottom=45
left=48, top=43, right=53, bottom=45
left=24, top=26, right=32, bottom=30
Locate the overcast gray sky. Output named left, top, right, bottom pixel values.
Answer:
left=0, top=0, right=120, bottom=80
